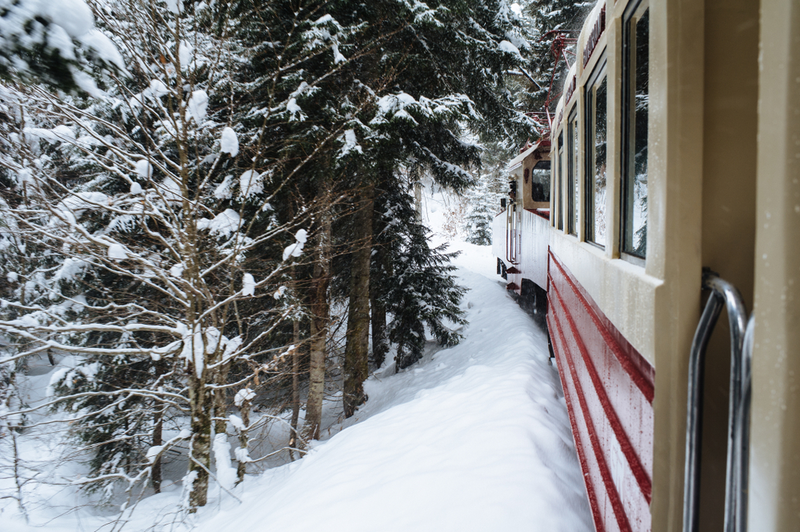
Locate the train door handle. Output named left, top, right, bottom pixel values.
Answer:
left=683, top=270, right=752, bottom=532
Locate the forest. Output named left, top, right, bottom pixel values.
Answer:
left=0, top=0, right=591, bottom=524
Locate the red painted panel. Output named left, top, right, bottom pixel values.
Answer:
left=547, top=250, right=654, bottom=532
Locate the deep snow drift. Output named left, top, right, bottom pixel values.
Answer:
left=194, top=243, right=594, bottom=532
left=3, top=190, right=593, bottom=532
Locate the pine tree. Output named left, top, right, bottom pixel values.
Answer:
left=465, top=145, right=516, bottom=245
left=374, top=178, right=467, bottom=370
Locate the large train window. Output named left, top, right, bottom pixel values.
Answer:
left=567, top=107, right=579, bottom=236
left=556, top=133, right=564, bottom=230
left=585, top=58, right=608, bottom=247
left=530, top=160, right=550, bottom=202
left=621, top=1, right=649, bottom=259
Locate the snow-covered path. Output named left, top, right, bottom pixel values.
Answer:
left=194, top=243, right=594, bottom=532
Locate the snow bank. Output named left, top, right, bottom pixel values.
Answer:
left=196, top=244, right=593, bottom=532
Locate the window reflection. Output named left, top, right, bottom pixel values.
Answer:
left=622, top=5, right=649, bottom=259
left=586, top=69, right=607, bottom=246
left=568, top=110, right=579, bottom=236
left=557, top=134, right=564, bottom=230
left=531, top=160, right=551, bottom=202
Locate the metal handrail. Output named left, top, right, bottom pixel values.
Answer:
left=683, top=271, right=750, bottom=532
left=735, top=315, right=754, bottom=532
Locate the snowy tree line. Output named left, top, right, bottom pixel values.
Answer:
left=464, top=0, right=594, bottom=245
left=0, top=0, right=568, bottom=520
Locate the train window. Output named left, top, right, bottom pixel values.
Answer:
left=531, top=160, right=551, bottom=202
left=621, top=2, right=649, bottom=259
left=585, top=58, right=608, bottom=247
left=567, top=108, right=579, bottom=236
left=557, top=133, right=564, bottom=230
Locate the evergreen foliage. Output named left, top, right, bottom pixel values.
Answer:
left=0, top=0, right=124, bottom=93
left=374, top=179, right=466, bottom=370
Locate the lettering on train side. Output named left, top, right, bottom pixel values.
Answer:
left=583, top=5, right=606, bottom=67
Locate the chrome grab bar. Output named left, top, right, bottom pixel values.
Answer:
left=683, top=271, right=751, bottom=532
left=735, top=315, right=754, bottom=532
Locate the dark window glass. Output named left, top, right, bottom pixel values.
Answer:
left=531, top=160, right=551, bottom=202
left=567, top=109, right=579, bottom=235
left=586, top=63, right=607, bottom=246
left=622, top=5, right=648, bottom=259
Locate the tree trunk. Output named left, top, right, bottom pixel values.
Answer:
left=187, top=367, right=212, bottom=510
left=235, top=394, right=251, bottom=484
left=152, top=406, right=163, bottom=494
left=213, top=363, right=229, bottom=436
left=343, top=185, right=374, bottom=418
left=289, top=317, right=301, bottom=456
left=370, top=215, right=388, bottom=369
left=414, top=179, right=423, bottom=220
left=305, top=209, right=331, bottom=440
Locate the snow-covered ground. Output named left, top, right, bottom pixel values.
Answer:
left=3, top=186, right=593, bottom=532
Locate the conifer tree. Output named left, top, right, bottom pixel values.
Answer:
left=374, top=178, right=467, bottom=370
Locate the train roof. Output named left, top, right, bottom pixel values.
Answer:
left=506, top=140, right=550, bottom=172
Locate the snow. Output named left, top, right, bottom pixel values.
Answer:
left=214, top=174, right=234, bottom=199
left=234, top=388, right=256, bottom=407
left=282, top=229, right=307, bottom=260
left=242, top=273, right=255, bottom=296
left=46, top=0, right=94, bottom=37
left=178, top=325, right=205, bottom=378
left=187, top=90, right=209, bottom=123
left=213, top=434, right=237, bottom=491
left=107, top=243, right=128, bottom=260
left=135, top=159, right=153, bottom=179
left=239, top=170, right=264, bottom=198
left=286, top=98, right=304, bottom=121
left=499, top=39, right=522, bottom=58
left=339, top=129, right=362, bottom=157
left=198, top=208, right=241, bottom=237
left=192, top=233, right=592, bottom=532
left=1, top=189, right=592, bottom=532
left=78, top=29, right=125, bottom=70
left=165, top=0, right=181, bottom=14
left=54, top=257, right=87, bottom=281
left=169, top=263, right=185, bottom=278
left=220, top=127, right=239, bottom=157
left=149, top=79, right=169, bottom=98
left=56, top=191, right=109, bottom=216
left=23, top=124, right=75, bottom=143
left=178, top=41, right=193, bottom=68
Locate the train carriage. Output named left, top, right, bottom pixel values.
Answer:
left=493, top=1, right=800, bottom=531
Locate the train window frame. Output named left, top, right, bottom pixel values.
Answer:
left=620, top=0, right=649, bottom=264
left=530, top=160, right=551, bottom=203
left=556, top=132, right=565, bottom=230
left=567, top=106, right=579, bottom=236
left=584, top=55, right=608, bottom=249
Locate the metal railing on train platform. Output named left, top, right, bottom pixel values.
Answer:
left=683, top=270, right=753, bottom=532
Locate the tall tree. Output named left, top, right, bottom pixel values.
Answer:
left=0, top=0, right=323, bottom=510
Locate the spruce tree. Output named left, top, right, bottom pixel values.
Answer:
left=374, top=178, right=467, bottom=370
